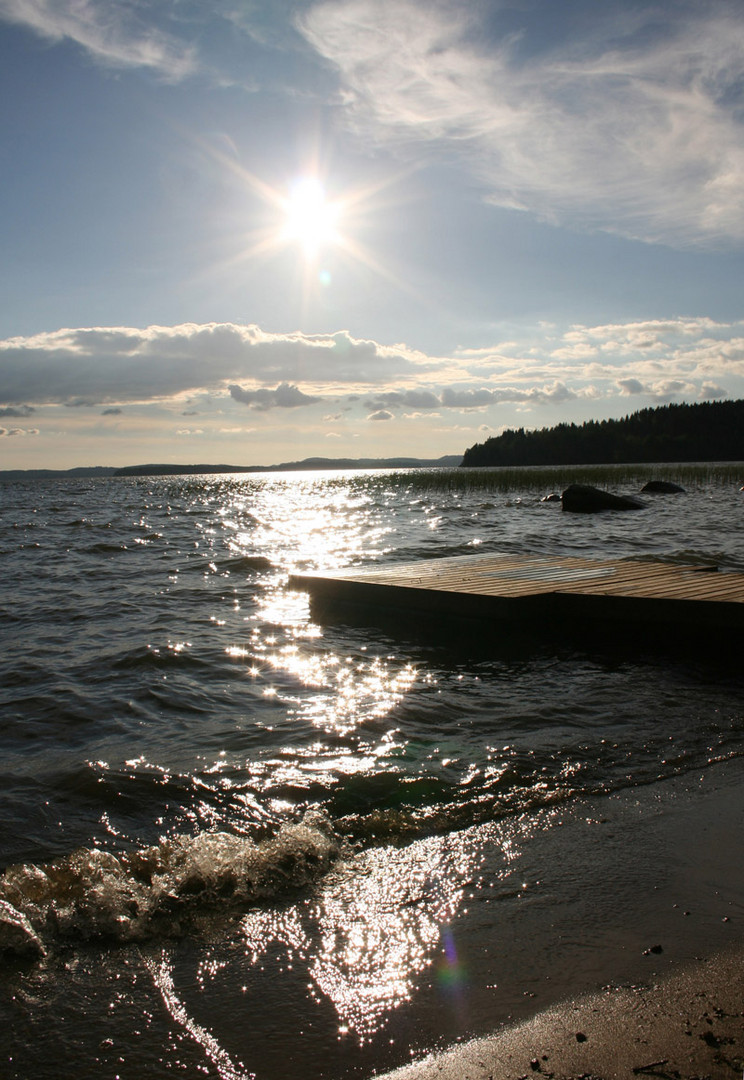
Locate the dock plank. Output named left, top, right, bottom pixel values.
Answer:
left=289, top=553, right=744, bottom=637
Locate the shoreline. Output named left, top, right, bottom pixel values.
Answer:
left=370, top=759, right=744, bottom=1080
left=374, top=944, right=744, bottom=1080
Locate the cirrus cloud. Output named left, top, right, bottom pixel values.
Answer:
left=0, top=0, right=196, bottom=78
left=299, top=0, right=744, bottom=248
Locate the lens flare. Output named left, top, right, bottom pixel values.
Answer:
left=437, top=925, right=467, bottom=990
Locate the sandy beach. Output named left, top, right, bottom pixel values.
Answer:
left=371, top=756, right=744, bottom=1080
left=376, top=945, right=743, bottom=1079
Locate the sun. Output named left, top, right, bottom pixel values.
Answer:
left=280, top=177, right=341, bottom=260
left=190, top=133, right=417, bottom=300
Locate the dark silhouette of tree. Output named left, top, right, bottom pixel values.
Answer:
left=460, top=400, right=744, bottom=467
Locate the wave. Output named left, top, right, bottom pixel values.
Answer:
left=64, top=518, right=112, bottom=529
left=0, top=812, right=339, bottom=960
left=2, top=746, right=742, bottom=964
left=82, top=542, right=130, bottom=554
left=177, top=553, right=274, bottom=575
left=328, top=741, right=744, bottom=844
left=219, top=554, right=274, bottom=573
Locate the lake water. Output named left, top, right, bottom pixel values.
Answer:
left=1, top=467, right=743, bottom=1079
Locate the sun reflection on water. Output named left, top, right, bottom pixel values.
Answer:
left=143, top=815, right=536, bottom=1072
left=129, top=474, right=493, bottom=1057
left=227, top=618, right=418, bottom=739
left=239, top=830, right=482, bottom=1040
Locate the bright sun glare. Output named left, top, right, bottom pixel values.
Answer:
left=281, top=177, right=341, bottom=259
left=200, top=136, right=415, bottom=302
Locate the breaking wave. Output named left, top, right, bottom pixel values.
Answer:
left=0, top=811, right=340, bottom=959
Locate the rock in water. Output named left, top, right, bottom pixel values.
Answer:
left=641, top=480, right=686, bottom=493
left=561, top=484, right=647, bottom=513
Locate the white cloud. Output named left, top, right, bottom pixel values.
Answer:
left=700, top=382, right=728, bottom=399
left=229, top=382, right=322, bottom=410
left=616, top=376, right=702, bottom=401
left=441, top=381, right=577, bottom=408
left=1, top=317, right=741, bottom=432
left=617, top=377, right=645, bottom=395
left=550, top=343, right=600, bottom=361
left=567, top=317, right=723, bottom=354
left=440, top=388, right=501, bottom=408
left=557, top=319, right=744, bottom=382
left=0, top=323, right=423, bottom=406
left=364, top=389, right=441, bottom=410
left=673, top=336, right=744, bottom=374
left=0, top=0, right=196, bottom=78
left=0, top=425, right=39, bottom=436
left=299, top=0, right=744, bottom=247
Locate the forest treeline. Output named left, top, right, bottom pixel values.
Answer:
left=460, top=399, right=744, bottom=467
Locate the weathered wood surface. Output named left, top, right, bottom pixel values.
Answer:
left=289, top=553, right=744, bottom=632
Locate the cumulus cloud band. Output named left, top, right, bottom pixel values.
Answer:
left=0, top=318, right=740, bottom=425
left=0, top=323, right=422, bottom=407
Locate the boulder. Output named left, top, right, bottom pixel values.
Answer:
left=561, top=484, right=647, bottom=513
left=641, top=480, right=686, bottom=493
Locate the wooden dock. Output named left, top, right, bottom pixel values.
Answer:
left=289, top=553, right=744, bottom=639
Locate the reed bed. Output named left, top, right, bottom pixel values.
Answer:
left=357, top=461, right=744, bottom=495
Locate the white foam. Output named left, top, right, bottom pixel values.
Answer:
left=0, top=811, right=339, bottom=956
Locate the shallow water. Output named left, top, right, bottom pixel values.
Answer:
left=1, top=467, right=743, bottom=1078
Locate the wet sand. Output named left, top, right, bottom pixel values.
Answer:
left=373, top=759, right=744, bottom=1080
left=376, top=945, right=744, bottom=1079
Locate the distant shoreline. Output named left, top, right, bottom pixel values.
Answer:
left=0, top=455, right=463, bottom=480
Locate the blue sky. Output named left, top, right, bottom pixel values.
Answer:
left=1, top=0, right=743, bottom=468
